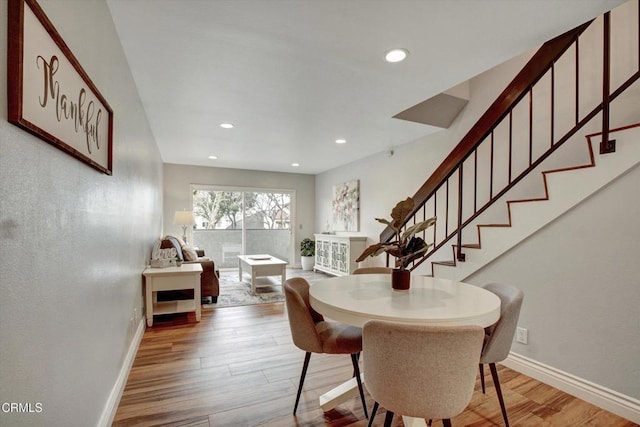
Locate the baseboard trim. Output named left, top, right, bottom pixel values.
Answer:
left=503, top=352, right=640, bottom=424
left=97, top=318, right=145, bottom=427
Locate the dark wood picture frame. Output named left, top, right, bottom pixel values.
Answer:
left=7, top=0, right=113, bottom=175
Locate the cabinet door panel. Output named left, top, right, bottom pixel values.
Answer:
left=337, top=243, right=348, bottom=273
left=330, top=241, right=340, bottom=271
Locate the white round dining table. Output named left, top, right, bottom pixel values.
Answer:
left=308, top=273, right=502, bottom=427
left=309, top=273, right=501, bottom=328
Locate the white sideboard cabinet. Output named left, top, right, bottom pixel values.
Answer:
left=314, top=234, right=367, bottom=276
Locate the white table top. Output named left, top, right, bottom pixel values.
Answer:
left=237, top=254, right=287, bottom=266
left=309, top=274, right=501, bottom=328
left=143, top=263, right=203, bottom=276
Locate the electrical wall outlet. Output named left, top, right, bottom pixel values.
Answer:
left=516, top=327, right=528, bottom=344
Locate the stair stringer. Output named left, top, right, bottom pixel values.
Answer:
left=429, top=124, right=640, bottom=282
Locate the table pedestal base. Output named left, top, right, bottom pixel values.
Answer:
left=318, top=375, right=427, bottom=426
left=319, top=375, right=362, bottom=412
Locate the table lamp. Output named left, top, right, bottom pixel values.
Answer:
left=174, top=210, right=196, bottom=243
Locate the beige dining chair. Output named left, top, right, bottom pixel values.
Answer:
left=363, top=320, right=484, bottom=427
left=352, top=267, right=394, bottom=274
left=479, top=282, right=524, bottom=427
left=283, top=277, right=368, bottom=418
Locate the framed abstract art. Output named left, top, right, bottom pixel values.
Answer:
left=332, top=180, right=359, bottom=232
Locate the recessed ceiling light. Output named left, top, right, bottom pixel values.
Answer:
left=335, top=139, right=347, bottom=144
left=385, top=48, right=409, bottom=63
left=208, top=155, right=218, bottom=160
left=220, top=123, right=234, bottom=129
left=291, top=163, right=300, bottom=167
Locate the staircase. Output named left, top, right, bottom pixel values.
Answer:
left=429, top=124, right=640, bottom=281
left=379, top=0, right=640, bottom=279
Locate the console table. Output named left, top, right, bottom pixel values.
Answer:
left=142, top=264, right=203, bottom=326
left=313, top=234, right=367, bottom=276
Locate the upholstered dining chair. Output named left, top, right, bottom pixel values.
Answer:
left=283, top=277, right=368, bottom=418
left=363, top=320, right=484, bottom=427
left=479, top=282, right=524, bottom=427
left=352, top=267, right=394, bottom=274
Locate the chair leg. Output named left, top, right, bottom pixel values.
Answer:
left=351, top=353, right=368, bottom=418
left=443, top=419, right=452, bottom=427
left=293, top=352, right=311, bottom=415
left=489, top=362, right=510, bottom=427
left=367, top=402, right=379, bottom=427
left=383, top=410, right=394, bottom=427
left=353, top=351, right=361, bottom=377
left=480, top=363, right=486, bottom=393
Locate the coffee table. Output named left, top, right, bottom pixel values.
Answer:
left=237, top=254, right=288, bottom=293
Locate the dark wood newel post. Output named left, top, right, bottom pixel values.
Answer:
left=601, top=11, right=616, bottom=154
left=456, top=166, right=465, bottom=262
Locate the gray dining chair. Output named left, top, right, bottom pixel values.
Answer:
left=363, top=320, right=484, bottom=427
left=479, top=282, right=524, bottom=427
left=283, top=277, right=368, bottom=418
left=352, top=267, right=394, bottom=274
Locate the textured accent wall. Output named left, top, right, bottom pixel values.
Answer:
left=0, top=0, right=162, bottom=425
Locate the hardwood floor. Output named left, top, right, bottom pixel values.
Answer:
left=114, top=303, right=636, bottom=427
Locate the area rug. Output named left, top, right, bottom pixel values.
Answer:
left=204, top=268, right=331, bottom=308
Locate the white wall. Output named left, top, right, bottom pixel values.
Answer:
left=316, top=51, right=533, bottom=266
left=163, top=163, right=315, bottom=264
left=467, top=164, right=640, bottom=400
left=0, top=0, right=163, bottom=425
left=315, top=8, right=639, bottom=406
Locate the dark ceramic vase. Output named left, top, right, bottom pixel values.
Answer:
left=391, top=268, right=411, bottom=291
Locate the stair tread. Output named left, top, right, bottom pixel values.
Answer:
left=433, top=261, right=456, bottom=267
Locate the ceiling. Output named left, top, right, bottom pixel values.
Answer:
left=106, top=0, right=625, bottom=175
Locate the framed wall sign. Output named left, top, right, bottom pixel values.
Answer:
left=7, top=0, right=114, bottom=175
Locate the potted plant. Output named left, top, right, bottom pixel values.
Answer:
left=300, top=237, right=315, bottom=271
left=356, top=197, right=436, bottom=290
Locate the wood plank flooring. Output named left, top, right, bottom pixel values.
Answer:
left=114, top=302, right=637, bottom=427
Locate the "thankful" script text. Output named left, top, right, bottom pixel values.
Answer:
left=36, top=54, right=103, bottom=154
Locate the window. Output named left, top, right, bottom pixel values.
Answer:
left=191, top=187, right=293, bottom=268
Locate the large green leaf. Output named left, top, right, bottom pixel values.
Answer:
left=390, top=197, right=415, bottom=229
left=375, top=217, right=398, bottom=234
left=356, top=242, right=398, bottom=262
left=399, top=244, right=431, bottom=268
left=404, top=236, right=426, bottom=253
left=402, top=216, right=437, bottom=240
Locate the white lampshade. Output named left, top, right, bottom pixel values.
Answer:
left=174, top=210, right=195, bottom=226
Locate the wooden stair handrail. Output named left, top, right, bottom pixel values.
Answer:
left=380, top=21, right=591, bottom=243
